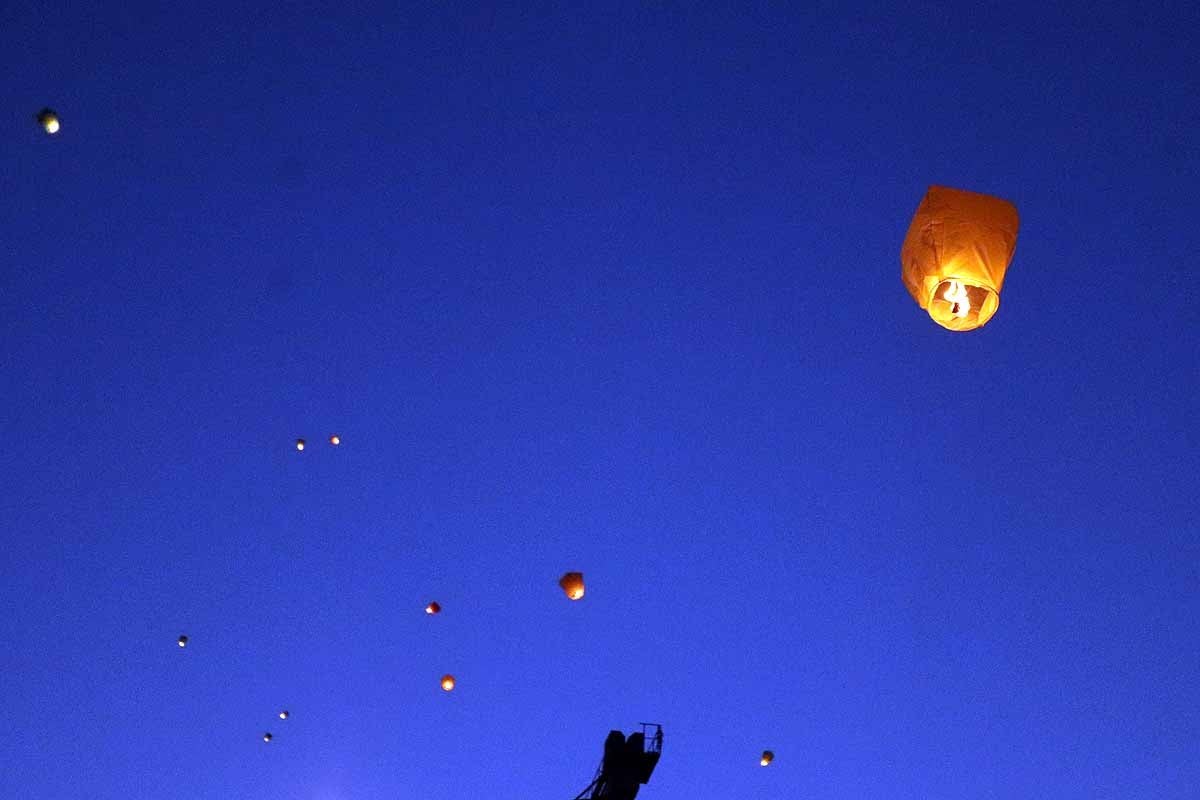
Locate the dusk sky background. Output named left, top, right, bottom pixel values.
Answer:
left=2, top=2, right=1197, bottom=798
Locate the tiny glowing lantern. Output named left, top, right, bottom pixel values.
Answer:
left=263, top=732, right=273, bottom=743
left=295, top=438, right=306, bottom=451
left=901, top=186, right=1020, bottom=331
left=37, top=108, right=60, bottom=135
left=425, top=601, right=441, bottom=615
left=279, top=710, right=289, bottom=720
left=559, top=572, right=585, bottom=600
left=329, top=434, right=340, bottom=445
left=760, top=750, right=774, bottom=767
left=177, top=635, right=188, bottom=648
left=441, top=674, right=456, bottom=691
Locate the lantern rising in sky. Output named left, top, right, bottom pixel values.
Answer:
left=177, top=635, right=188, bottom=648
left=263, top=732, right=273, bottom=743
left=329, top=434, right=340, bottom=445
left=425, top=601, right=441, bottom=615
left=279, top=710, right=289, bottom=720
left=440, top=674, right=456, bottom=691
left=760, top=750, right=774, bottom=766
left=295, top=438, right=305, bottom=451
left=901, top=186, right=1020, bottom=331
left=36, top=108, right=60, bottom=135
left=559, top=572, right=585, bottom=600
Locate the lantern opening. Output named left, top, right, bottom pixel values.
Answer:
left=928, top=279, right=998, bottom=331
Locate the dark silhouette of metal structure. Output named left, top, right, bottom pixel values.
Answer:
left=572, top=724, right=663, bottom=800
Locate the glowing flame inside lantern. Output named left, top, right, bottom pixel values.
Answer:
left=944, top=280, right=971, bottom=318
left=441, top=674, right=456, bottom=691
left=425, top=602, right=441, bottom=615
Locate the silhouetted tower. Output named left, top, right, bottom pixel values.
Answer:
left=573, top=724, right=663, bottom=800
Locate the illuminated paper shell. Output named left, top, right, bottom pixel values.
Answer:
left=901, top=186, right=1019, bottom=331
left=559, top=572, right=585, bottom=600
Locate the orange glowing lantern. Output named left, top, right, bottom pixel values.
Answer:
left=440, top=674, right=456, bottom=691
left=760, top=750, right=774, bottom=766
left=559, top=572, right=585, bottom=600
left=263, top=732, right=273, bottom=743
left=295, top=438, right=306, bottom=451
left=177, top=635, right=188, bottom=648
left=425, top=601, right=441, bottom=615
left=329, top=435, right=340, bottom=445
left=901, top=186, right=1020, bottom=331
left=279, top=710, right=289, bottom=720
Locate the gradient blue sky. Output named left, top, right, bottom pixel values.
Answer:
left=2, top=2, right=1197, bottom=798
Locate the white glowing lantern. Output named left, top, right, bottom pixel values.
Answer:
left=37, top=109, right=60, bottom=135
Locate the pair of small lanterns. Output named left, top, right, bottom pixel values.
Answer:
left=263, top=712, right=290, bottom=742
left=296, top=435, right=339, bottom=451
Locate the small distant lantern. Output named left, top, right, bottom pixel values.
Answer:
left=901, top=186, right=1020, bottom=331
left=177, top=635, right=189, bottom=648
left=440, top=674, right=456, bottom=691
left=279, top=710, right=289, bottom=720
left=329, top=434, right=340, bottom=445
left=295, top=439, right=306, bottom=451
left=559, top=572, right=585, bottom=600
left=36, top=108, right=60, bottom=135
left=760, top=750, right=774, bottom=767
left=425, top=601, right=441, bottom=615
left=263, top=732, right=273, bottom=743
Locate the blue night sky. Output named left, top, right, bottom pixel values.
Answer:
left=2, top=2, right=1197, bottom=798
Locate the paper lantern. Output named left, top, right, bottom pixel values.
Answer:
left=279, top=710, right=289, bottom=720
left=425, top=601, right=441, bottom=615
left=329, top=435, right=340, bottom=445
left=760, top=750, right=774, bottom=766
left=295, top=439, right=306, bottom=451
left=36, top=108, right=60, bottom=135
left=901, top=186, right=1019, bottom=331
left=441, top=674, right=456, bottom=691
left=559, top=572, right=585, bottom=600
left=177, top=635, right=188, bottom=648
left=263, top=732, right=273, bottom=743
